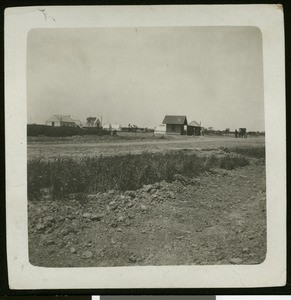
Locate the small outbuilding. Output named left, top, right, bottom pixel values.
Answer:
left=103, top=123, right=122, bottom=132
left=187, top=120, right=202, bottom=136
left=162, top=115, right=188, bottom=135
left=154, top=124, right=166, bottom=136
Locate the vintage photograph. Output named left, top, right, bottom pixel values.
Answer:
left=27, top=26, right=266, bottom=268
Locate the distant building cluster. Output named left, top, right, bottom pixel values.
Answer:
left=45, top=114, right=204, bottom=136
left=44, top=114, right=252, bottom=137
left=45, top=114, right=133, bottom=133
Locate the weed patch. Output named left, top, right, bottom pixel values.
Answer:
left=230, top=147, right=265, bottom=159
left=28, top=150, right=249, bottom=200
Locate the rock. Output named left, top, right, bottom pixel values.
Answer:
left=144, top=184, right=153, bottom=192
left=47, top=227, right=55, bottom=234
left=49, top=249, right=55, bottom=255
left=127, top=202, right=134, bottom=207
left=129, top=254, right=137, bottom=262
left=117, top=228, right=122, bottom=232
left=160, top=180, right=167, bottom=186
left=36, top=223, right=45, bottom=232
left=125, top=191, right=136, bottom=198
left=152, top=193, right=159, bottom=199
left=109, top=201, right=118, bottom=210
left=168, top=192, right=175, bottom=198
left=45, top=216, right=55, bottom=223
left=60, top=228, right=69, bottom=236
left=110, top=221, right=118, bottom=228
left=124, top=220, right=132, bottom=227
left=242, top=247, right=250, bottom=254
left=91, top=214, right=102, bottom=221
left=46, top=239, right=55, bottom=246
left=70, top=247, right=77, bottom=254
left=82, top=251, right=93, bottom=259
left=117, top=216, right=125, bottom=222
left=127, top=213, right=134, bottom=219
left=68, top=227, right=78, bottom=234
left=230, top=258, right=243, bottom=264
left=248, top=260, right=259, bottom=265
left=82, top=213, right=91, bottom=218
left=141, top=230, right=146, bottom=234
left=154, top=182, right=161, bottom=189
left=140, top=204, right=147, bottom=211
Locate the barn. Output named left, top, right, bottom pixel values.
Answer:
left=187, top=120, right=202, bottom=136
left=162, top=115, right=188, bottom=135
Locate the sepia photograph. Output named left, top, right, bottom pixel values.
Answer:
left=27, top=26, right=266, bottom=267
left=5, top=5, right=285, bottom=289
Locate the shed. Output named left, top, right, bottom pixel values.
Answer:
left=103, top=123, right=122, bottom=132
left=162, top=115, right=188, bottom=135
left=187, top=120, right=202, bottom=136
left=154, top=124, right=166, bottom=136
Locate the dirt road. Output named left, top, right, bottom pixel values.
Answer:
left=28, top=136, right=265, bottom=161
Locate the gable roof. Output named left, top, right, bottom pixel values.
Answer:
left=188, top=120, right=201, bottom=127
left=73, top=119, right=83, bottom=127
left=162, top=115, right=187, bottom=125
left=47, top=115, right=76, bottom=123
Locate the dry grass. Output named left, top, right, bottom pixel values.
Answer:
left=27, top=149, right=250, bottom=200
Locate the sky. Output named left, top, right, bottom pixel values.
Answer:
left=27, top=26, right=264, bottom=131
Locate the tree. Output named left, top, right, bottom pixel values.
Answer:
left=87, top=117, right=97, bottom=127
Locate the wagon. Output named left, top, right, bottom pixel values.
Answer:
left=239, top=128, right=247, bottom=138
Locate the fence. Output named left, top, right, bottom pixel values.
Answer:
left=27, top=124, right=110, bottom=137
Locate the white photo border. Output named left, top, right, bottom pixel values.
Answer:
left=5, top=4, right=286, bottom=289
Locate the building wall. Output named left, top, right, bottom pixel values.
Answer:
left=166, top=124, right=183, bottom=135
left=61, top=122, right=76, bottom=127
left=187, top=126, right=201, bottom=136
left=46, top=121, right=77, bottom=127
left=194, top=127, right=201, bottom=136
left=46, top=121, right=61, bottom=127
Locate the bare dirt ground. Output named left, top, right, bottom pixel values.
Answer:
left=28, top=135, right=265, bottom=161
left=28, top=155, right=266, bottom=267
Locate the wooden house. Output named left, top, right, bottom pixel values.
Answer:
left=162, top=115, right=188, bottom=135
left=187, top=120, right=202, bottom=136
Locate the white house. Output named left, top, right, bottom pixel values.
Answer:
left=46, top=115, right=81, bottom=127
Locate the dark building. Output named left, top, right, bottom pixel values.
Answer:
left=187, top=120, right=202, bottom=136
left=162, top=115, right=188, bottom=135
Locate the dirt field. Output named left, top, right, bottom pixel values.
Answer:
left=28, top=156, right=266, bottom=267
left=27, top=134, right=266, bottom=267
left=28, top=135, right=265, bottom=161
